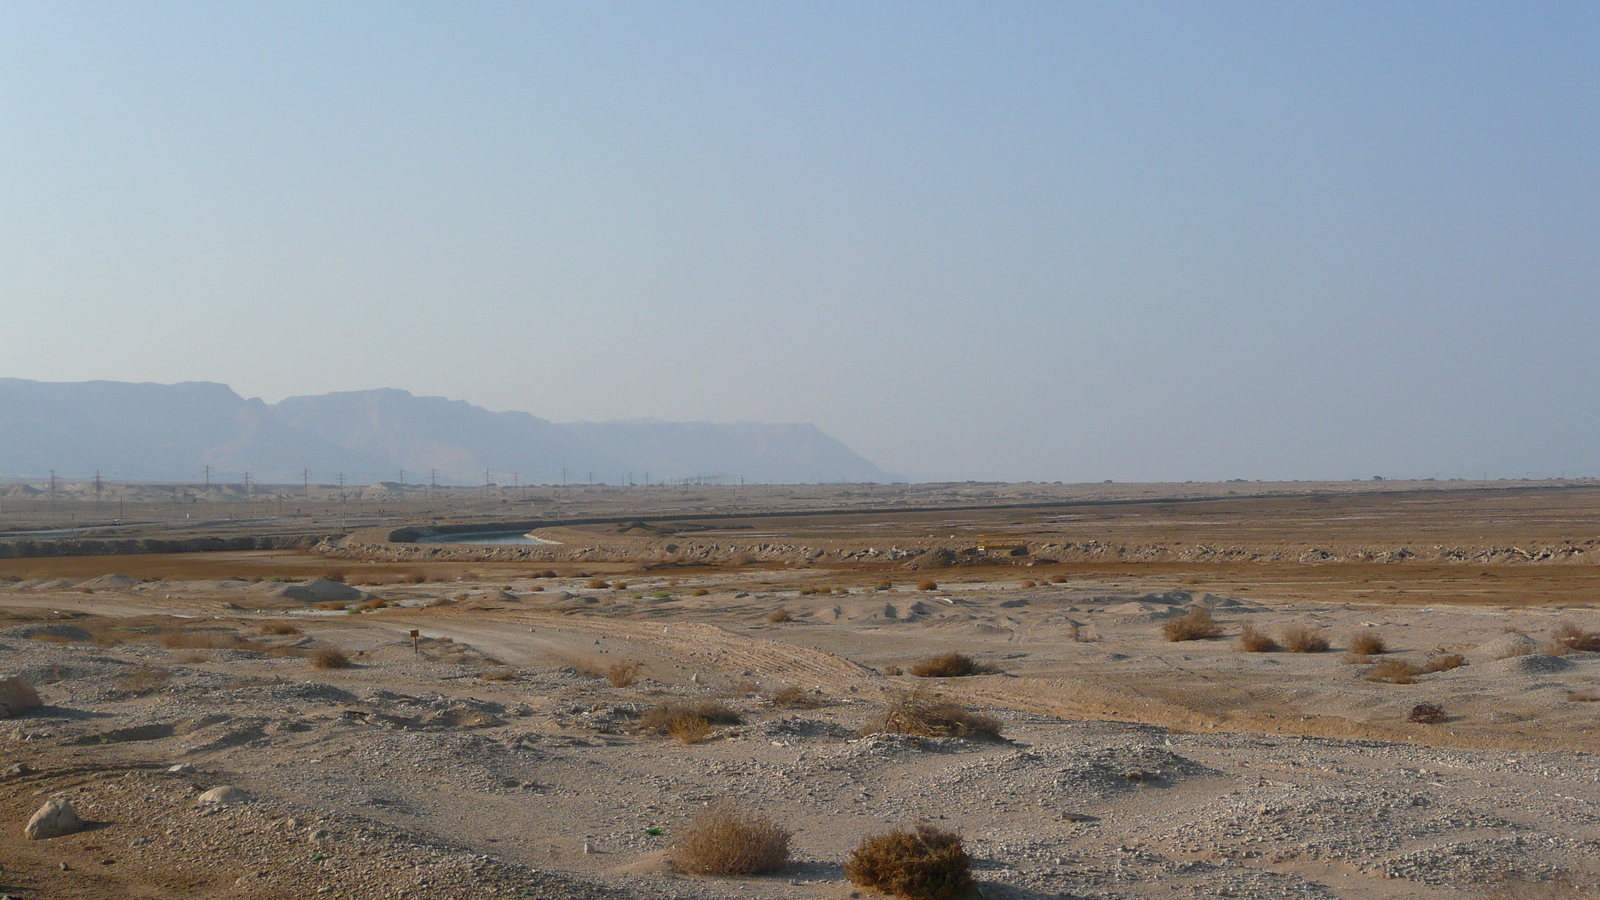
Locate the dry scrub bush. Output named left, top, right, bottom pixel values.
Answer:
left=882, top=665, right=903, bottom=676
left=691, top=588, right=710, bottom=597
left=172, top=651, right=211, bottom=664
left=766, top=607, right=792, bottom=624
left=877, top=581, right=894, bottom=591
left=403, top=570, right=429, bottom=584
left=867, top=690, right=1002, bottom=740
left=611, top=581, right=629, bottom=590
left=1348, top=631, right=1387, bottom=656
left=587, top=578, right=609, bottom=590
left=1049, top=575, right=1069, bottom=584
left=356, top=598, right=390, bottom=611
left=1365, top=659, right=1422, bottom=684
left=641, top=701, right=741, bottom=744
left=116, top=665, right=171, bottom=695
left=607, top=661, right=642, bottom=687
left=769, top=684, right=822, bottom=709
left=0, top=676, right=43, bottom=717
left=1237, top=626, right=1278, bottom=653
left=1567, top=691, right=1600, bottom=703
left=1020, top=579, right=1036, bottom=588
left=1422, top=652, right=1467, bottom=673
left=315, top=601, right=348, bottom=611
left=28, top=633, right=72, bottom=644
left=259, top=621, right=302, bottom=636
left=669, top=803, right=791, bottom=876
left=1163, top=608, right=1223, bottom=642
left=1408, top=702, right=1447, bottom=724
left=1553, top=622, right=1600, bottom=652
left=323, top=570, right=347, bottom=583
left=915, top=580, right=938, bottom=592
left=845, top=824, right=974, bottom=900
left=309, top=648, right=350, bottom=669
left=909, top=652, right=1001, bottom=678
left=1281, top=627, right=1331, bottom=653
left=479, top=666, right=517, bottom=682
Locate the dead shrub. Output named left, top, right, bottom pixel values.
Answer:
left=172, top=651, right=211, bottom=664
left=640, top=701, right=740, bottom=742
left=909, top=652, right=1001, bottom=678
left=1281, top=627, right=1330, bottom=653
left=315, top=601, right=349, bottom=611
left=1347, top=630, right=1387, bottom=657
left=309, top=648, right=350, bottom=670
left=1408, top=702, right=1447, bottom=724
left=769, top=684, right=822, bottom=709
left=116, top=665, right=171, bottom=695
left=607, top=661, right=642, bottom=687
left=611, top=581, right=628, bottom=590
left=866, top=690, right=1002, bottom=740
left=845, top=824, right=974, bottom=900
left=1553, top=622, right=1600, bottom=652
left=479, top=666, right=517, bottom=682
left=877, top=581, right=894, bottom=591
left=667, top=714, right=712, bottom=744
left=259, top=621, right=302, bottom=636
left=322, top=570, right=347, bottom=583
left=356, top=598, right=390, bottom=611
left=915, top=580, right=938, bottom=592
left=1237, top=626, right=1278, bottom=652
left=587, top=578, right=609, bottom=590
left=1421, top=652, right=1467, bottom=673
left=765, top=607, right=792, bottom=624
left=28, top=633, right=72, bottom=644
left=1364, top=659, right=1421, bottom=684
left=729, top=551, right=754, bottom=567
left=669, top=803, right=791, bottom=875
left=1163, top=608, right=1223, bottom=642
left=1020, top=579, right=1035, bottom=588
left=403, top=570, right=429, bottom=584
left=1049, top=575, right=1069, bottom=584
left=1567, top=691, right=1600, bottom=703
left=526, top=584, right=543, bottom=592
left=691, top=588, right=710, bottom=597
left=882, top=665, right=903, bottom=676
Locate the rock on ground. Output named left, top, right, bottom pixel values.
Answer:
left=25, top=798, right=84, bottom=840
left=0, top=675, right=42, bottom=717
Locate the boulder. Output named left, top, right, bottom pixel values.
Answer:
left=197, top=785, right=251, bottom=806
left=0, top=676, right=42, bottom=717
left=25, top=797, right=84, bottom=839
left=274, top=579, right=363, bottom=603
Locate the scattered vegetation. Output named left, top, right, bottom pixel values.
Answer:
left=356, top=598, right=390, bottom=611
left=882, top=665, right=903, bottom=676
left=309, top=648, right=351, bottom=670
left=1162, top=608, right=1223, bottom=642
left=1567, top=691, right=1600, bottom=703
left=766, top=607, right=792, bottom=624
left=1049, top=575, right=1069, bottom=584
left=607, top=661, right=642, bottom=687
left=669, top=803, right=792, bottom=876
left=1020, top=579, right=1036, bottom=588
left=1281, top=626, right=1331, bottom=653
left=1421, top=652, right=1467, bottom=673
left=116, top=665, right=171, bottom=695
left=909, top=652, right=1001, bottom=678
left=587, top=578, right=609, bottom=590
left=845, top=824, right=974, bottom=900
left=1408, top=702, right=1447, bottom=724
left=691, top=588, right=710, bottom=597
left=315, top=601, right=349, bottom=611
left=259, top=621, right=302, bottom=636
left=479, top=666, right=518, bottom=682
left=1347, top=630, right=1387, bottom=657
left=865, top=690, right=1003, bottom=740
left=1553, top=622, right=1600, bottom=652
left=915, top=580, right=938, bottom=592
left=769, top=684, right=822, bottom=709
left=640, top=701, right=741, bottom=744
left=403, top=570, right=430, bottom=584
left=1364, top=659, right=1422, bottom=684
left=1237, top=625, right=1278, bottom=652
left=877, top=581, right=894, bottom=591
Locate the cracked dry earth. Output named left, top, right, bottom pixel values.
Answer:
left=2, top=574, right=1599, bottom=900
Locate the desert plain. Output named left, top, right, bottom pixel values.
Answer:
left=2, top=479, right=1598, bottom=900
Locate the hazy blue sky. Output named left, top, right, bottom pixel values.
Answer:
left=3, top=3, right=1595, bottom=482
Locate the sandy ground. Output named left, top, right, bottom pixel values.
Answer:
left=3, top=484, right=1598, bottom=899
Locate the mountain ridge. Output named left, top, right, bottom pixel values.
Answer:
left=0, top=379, right=891, bottom=485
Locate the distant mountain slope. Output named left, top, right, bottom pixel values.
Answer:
left=0, top=379, right=889, bottom=484
left=271, top=389, right=619, bottom=485
left=0, top=379, right=378, bottom=483
left=563, top=419, right=888, bottom=485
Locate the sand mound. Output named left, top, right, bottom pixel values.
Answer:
left=1471, top=632, right=1540, bottom=662
left=80, top=574, right=138, bottom=590
left=275, top=579, right=364, bottom=603
left=1484, top=654, right=1574, bottom=676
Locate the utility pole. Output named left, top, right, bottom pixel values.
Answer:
left=93, top=470, right=103, bottom=504
left=49, top=471, right=57, bottom=506
left=429, top=468, right=438, bottom=500
left=204, top=465, right=211, bottom=488
left=303, top=468, right=311, bottom=498
left=398, top=470, right=404, bottom=486
left=243, top=471, right=252, bottom=498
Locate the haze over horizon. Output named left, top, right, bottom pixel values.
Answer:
left=3, top=3, right=1595, bottom=483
